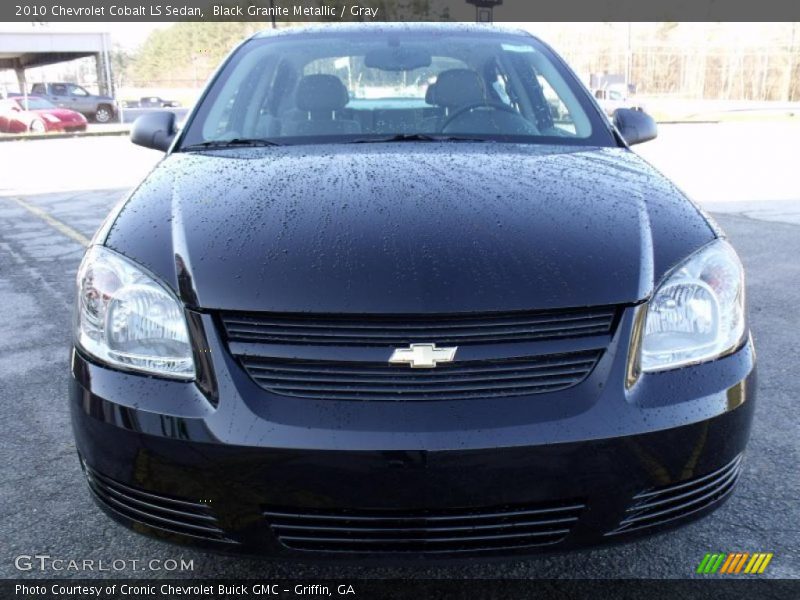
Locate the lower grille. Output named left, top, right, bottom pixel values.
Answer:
left=83, top=463, right=235, bottom=543
left=239, top=350, right=601, bottom=401
left=607, top=454, right=743, bottom=535
left=265, top=501, right=585, bottom=554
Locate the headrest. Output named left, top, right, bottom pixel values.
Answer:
left=425, top=82, right=438, bottom=105
left=296, top=74, right=349, bottom=112
left=430, top=69, right=485, bottom=108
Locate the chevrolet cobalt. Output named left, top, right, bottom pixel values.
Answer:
left=70, top=24, right=755, bottom=559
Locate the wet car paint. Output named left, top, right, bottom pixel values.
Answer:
left=70, top=335, right=755, bottom=559
left=102, top=144, right=714, bottom=313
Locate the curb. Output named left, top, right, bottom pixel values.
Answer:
left=0, top=128, right=130, bottom=142
left=656, top=120, right=720, bottom=125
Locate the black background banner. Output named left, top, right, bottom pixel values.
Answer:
left=4, top=579, right=800, bottom=600
left=3, top=0, right=800, bottom=22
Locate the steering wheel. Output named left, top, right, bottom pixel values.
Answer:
left=440, top=102, right=521, bottom=132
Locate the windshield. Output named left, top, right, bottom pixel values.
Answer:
left=180, top=28, right=614, bottom=149
left=18, top=97, right=55, bottom=110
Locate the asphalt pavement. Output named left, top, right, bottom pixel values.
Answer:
left=0, top=127, right=798, bottom=579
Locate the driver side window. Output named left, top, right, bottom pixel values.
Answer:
left=537, top=76, right=576, bottom=134
left=68, top=84, right=88, bottom=96
left=491, top=73, right=513, bottom=106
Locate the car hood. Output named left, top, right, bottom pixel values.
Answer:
left=104, top=143, right=715, bottom=313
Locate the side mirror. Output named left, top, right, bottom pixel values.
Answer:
left=613, top=108, right=657, bottom=146
left=131, top=111, right=176, bottom=152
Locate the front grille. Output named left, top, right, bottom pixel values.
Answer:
left=607, top=454, right=743, bottom=536
left=220, top=306, right=618, bottom=347
left=83, top=463, right=235, bottom=544
left=265, top=501, right=586, bottom=554
left=239, top=350, right=601, bottom=401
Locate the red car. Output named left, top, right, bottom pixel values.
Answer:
left=0, top=95, right=88, bottom=133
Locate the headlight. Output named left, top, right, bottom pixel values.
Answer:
left=641, top=239, right=745, bottom=372
left=75, top=246, right=194, bottom=379
left=42, top=113, right=61, bottom=123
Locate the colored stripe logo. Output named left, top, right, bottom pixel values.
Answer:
left=697, top=552, right=773, bottom=574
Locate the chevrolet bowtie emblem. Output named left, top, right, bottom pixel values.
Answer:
left=388, top=343, right=457, bottom=368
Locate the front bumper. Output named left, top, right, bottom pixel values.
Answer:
left=69, top=306, right=756, bottom=561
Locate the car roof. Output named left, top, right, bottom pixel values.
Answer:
left=251, top=22, right=537, bottom=41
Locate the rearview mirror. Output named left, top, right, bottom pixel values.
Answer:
left=612, top=108, right=657, bottom=146
left=364, top=47, right=432, bottom=71
left=131, top=111, right=176, bottom=152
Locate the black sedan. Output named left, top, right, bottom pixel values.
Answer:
left=70, top=24, right=755, bottom=560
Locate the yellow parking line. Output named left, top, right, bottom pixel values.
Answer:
left=8, top=196, right=90, bottom=247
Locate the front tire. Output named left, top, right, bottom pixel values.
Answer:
left=94, top=105, right=113, bottom=123
left=29, top=119, right=45, bottom=133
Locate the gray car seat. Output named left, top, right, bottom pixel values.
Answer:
left=421, top=69, right=487, bottom=132
left=282, top=74, right=361, bottom=136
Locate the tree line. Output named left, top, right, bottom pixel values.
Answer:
left=117, top=21, right=800, bottom=102
left=546, top=22, right=800, bottom=101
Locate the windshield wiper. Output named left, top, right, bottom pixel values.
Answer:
left=350, top=133, right=490, bottom=144
left=181, top=138, right=283, bottom=151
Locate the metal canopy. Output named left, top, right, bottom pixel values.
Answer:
left=0, top=31, right=113, bottom=94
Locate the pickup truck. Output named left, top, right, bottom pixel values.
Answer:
left=593, top=85, right=647, bottom=116
left=122, top=96, right=181, bottom=109
left=30, top=83, right=117, bottom=123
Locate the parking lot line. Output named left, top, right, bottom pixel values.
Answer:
left=7, top=196, right=91, bottom=247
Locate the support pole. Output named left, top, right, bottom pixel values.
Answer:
left=95, top=53, right=106, bottom=95
left=14, top=62, right=27, bottom=96
left=103, top=33, right=113, bottom=98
